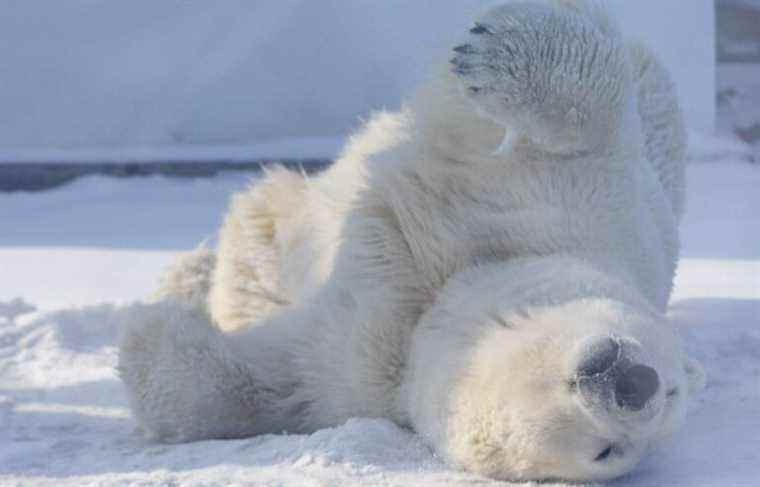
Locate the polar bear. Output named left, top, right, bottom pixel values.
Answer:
left=118, top=0, right=705, bottom=482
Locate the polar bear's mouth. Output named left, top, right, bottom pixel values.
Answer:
left=591, top=386, right=681, bottom=464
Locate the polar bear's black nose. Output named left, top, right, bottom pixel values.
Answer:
left=615, top=364, right=660, bottom=411
left=577, top=338, right=620, bottom=377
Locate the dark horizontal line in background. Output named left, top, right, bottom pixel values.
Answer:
left=0, top=159, right=333, bottom=192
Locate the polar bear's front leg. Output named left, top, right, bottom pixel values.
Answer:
left=118, top=300, right=302, bottom=441
left=627, top=41, right=687, bottom=220
left=209, top=167, right=309, bottom=332
left=449, top=2, right=634, bottom=157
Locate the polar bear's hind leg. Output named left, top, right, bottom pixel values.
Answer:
left=118, top=299, right=304, bottom=442
left=119, top=301, right=259, bottom=441
left=209, top=167, right=308, bottom=331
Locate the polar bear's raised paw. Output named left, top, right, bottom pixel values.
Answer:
left=450, top=2, right=632, bottom=156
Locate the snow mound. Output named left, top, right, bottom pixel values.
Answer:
left=0, top=298, right=36, bottom=322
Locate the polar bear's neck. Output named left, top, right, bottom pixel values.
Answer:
left=442, top=255, right=656, bottom=317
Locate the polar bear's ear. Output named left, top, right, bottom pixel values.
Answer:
left=684, top=356, right=706, bottom=394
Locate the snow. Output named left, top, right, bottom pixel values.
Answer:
left=0, top=173, right=250, bottom=251
left=0, top=135, right=758, bottom=486
left=0, top=0, right=714, bottom=163
left=718, top=64, right=760, bottom=154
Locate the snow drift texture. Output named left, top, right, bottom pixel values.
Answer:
left=0, top=0, right=713, bottom=161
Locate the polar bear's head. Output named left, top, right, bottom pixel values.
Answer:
left=406, top=266, right=704, bottom=482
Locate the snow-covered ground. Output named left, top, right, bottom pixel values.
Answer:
left=0, top=135, right=758, bottom=486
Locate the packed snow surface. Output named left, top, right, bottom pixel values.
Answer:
left=1, top=137, right=758, bottom=486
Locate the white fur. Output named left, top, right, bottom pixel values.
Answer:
left=118, top=0, right=702, bottom=482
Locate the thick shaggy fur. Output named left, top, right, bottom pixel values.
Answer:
left=118, top=1, right=703, bottom=482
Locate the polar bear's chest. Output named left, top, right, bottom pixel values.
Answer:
left=389, top=164, right=670, bottom=307
left=393, top=185, right=573, bottom=288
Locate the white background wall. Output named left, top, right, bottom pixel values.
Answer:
left=0, top=1, right=714, bottom=161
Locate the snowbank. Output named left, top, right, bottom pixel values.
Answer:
left=717, top=64, right=760, bottom=155
left=0, top=1, right=714, bottom=162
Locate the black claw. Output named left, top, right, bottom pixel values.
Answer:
left=453, top=44, right=476, bottom=54
left=452, top=64, right=474, bottom=76
left=470, top=23, right=493, bottom=35
left=449, top=56, right=471, bottom=69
